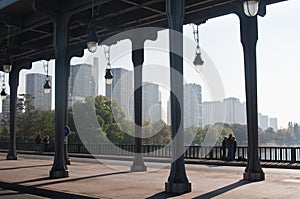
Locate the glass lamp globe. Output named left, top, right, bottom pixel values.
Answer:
left=1, top=88, right=7, bottom=100
left=3, top=64, right=12, bottom=73
left=193, top=52, right=204, bottom=73
left=87, top=42, right=98, bottom=53
left=105, top=68, right=113, bottom=85
left=243, top=0, right=259, bottom=17
left=87, top=27, right=98, bottom=53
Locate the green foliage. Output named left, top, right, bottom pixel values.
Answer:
left=0, top=119, right=9, bottom=142
left=10, top=93, right=300, bottom=147
left=17, top=110, right=55, bottom=142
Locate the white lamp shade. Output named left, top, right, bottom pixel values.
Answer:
left=1, top=95, right=6, bottom=100
left=106, top=78, right=113, bottom=85
left=3, top=64, right=12, bottom=73
left=44, top=88, right=51, bottom=94
left=87, top=42, right=98, bottom=53
left=243, top=0, right=259, bottom=17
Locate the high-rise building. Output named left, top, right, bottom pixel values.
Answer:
left=92, top=57, right=99, bottom=96
left=1, top=95, right=10, bottom=118
left=269, top=117, right=278, bottom=131
left=258, top=113, right=269, bottom=131
left=224, top=97, right=246, bottom=125
left=105, top=68, right=134, bottom=119
left=26, top=73, right=52, bottom=110
left=68, top=64, right=97, bottom=107
left=202, top=101, right=225, bottom=127
left=184, top=83, right=202, bottom=127
left=167, top=83, right=202, bottom=127
left=69, top=64, right=97, bottom=98
left=142, top=82, right=162, bottom=122
left=202, top=97, right=246, bottom=126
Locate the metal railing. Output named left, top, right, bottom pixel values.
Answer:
left=0, top=142, right=299, bottom=162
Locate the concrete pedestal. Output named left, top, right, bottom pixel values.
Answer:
left=165, top=182, right=191, bottom=194
left=244, top=172, right=265, bottom=181
left=49, top=170, right=69, bottom=178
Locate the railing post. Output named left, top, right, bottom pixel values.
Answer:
left=209, top=149, right=213, bottom=159
left=291, top=147, right=296, bottom=163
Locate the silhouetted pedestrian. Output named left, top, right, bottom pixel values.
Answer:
left=221, top=137, right=227, bottom=160
left=43, top=135, right=50, bottom=152
left=35, top=135, right=42, bottom=153
left=227, top=134, right=234, bottom=161
left=233, top=137, right=237, bottom=160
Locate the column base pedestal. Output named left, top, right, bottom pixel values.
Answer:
left=65, top=158, right=71, bottom=165
left=165, top=182, right=191, bottom=194
left=130, top=164, right=147, bottom=172
left=243, top=172, right=265, bottom=181
left=49, top=169, right=69, bottom=178
left=6, top=154, right=17, bottom=160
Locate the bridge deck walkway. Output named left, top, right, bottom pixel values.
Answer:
left=0, top=152, right=300, bottom=198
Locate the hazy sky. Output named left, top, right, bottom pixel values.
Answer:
left=5, top=0, right=298, bottom=128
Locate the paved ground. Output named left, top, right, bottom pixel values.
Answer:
left=0, top=153, right=300, bottom=199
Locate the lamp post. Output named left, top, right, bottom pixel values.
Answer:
left=3, top=25, right=12, bottom=73
left=192, top=24, right=204, bottom=72
left=3, top=53, right=12, bottom=73
left=104, top=46, right=113, bottom=85
left=86, top=0, right=98, bottom=53
left=0, top=73, right=7, bottom=100
left=43, top=77, right=51, bottom=94
left=43, top=61, right=51, bottom=94
left=243, top=0, right=259, bottom=17
left=0, top=88, right=7, bottom=100
left=105, top=68, right=113, bottom=85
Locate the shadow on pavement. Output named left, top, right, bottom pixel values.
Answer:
left=0, top=164, right=52, bottom=171
left=0, top=171, right=131, bottom=198
left=192, top=180, right=250, bottom=199
left=146, top=191, right=179, bottom=199
left=31, top=170, right=130, bottom=187
left=0, top=181, right=98, bottom=199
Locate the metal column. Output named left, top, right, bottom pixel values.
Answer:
left=239, top=14, right=265, bottom=181
left=6, top=67, right=20, bottom=160
left=49, top=13, right=70, bottom=178
left=130, top=38, right=147, bottom=172
left=63, top=50, right=84, bottom=165
left=6, top=64, right=31, bottom=160
left=165, top=0, right=191, bottom=194
left=64, top=63, right=71, bottom=165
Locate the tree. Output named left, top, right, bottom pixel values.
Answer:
left=293, top=123, right=300, bottom=140
left=230, top=124, right=247, bottom=145
left=0, top=118, right=9, bottom=142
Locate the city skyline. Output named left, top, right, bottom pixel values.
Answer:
left=0, top=0, right=299, bottom=128
left=0, top=68, right=281, bottom=130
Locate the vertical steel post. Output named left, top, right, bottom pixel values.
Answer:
left=64, top=62, right=71, bottom=165
left=239, top=14, right=265, bottom=181
left=49, top=13, right=70, bottom=178
left=6, top=67, right=21, bottom=160
left=165, top=0, right=191, bottom=194
left=130, top=38, right=147, bottom=172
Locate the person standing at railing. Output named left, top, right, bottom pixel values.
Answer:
left=43, top=135, right=50, bottom=152
left=35, top=134, right=42, bottom=154
left=227, top=134, right=234, bottom=161
left=233, top=137, right=237, bottom=160
left=221, top=137, right=227, bottom=160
